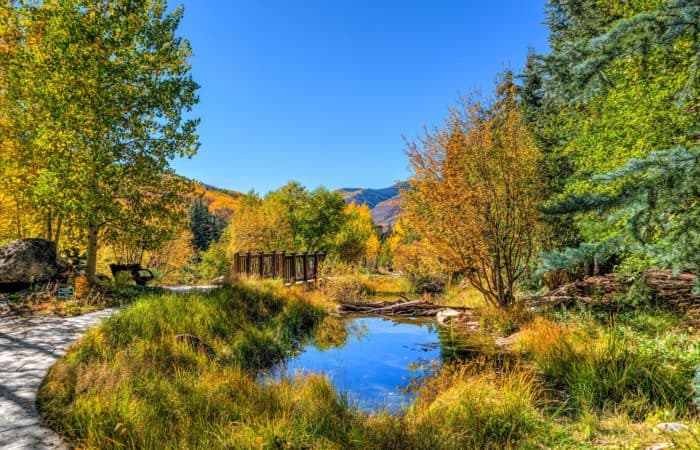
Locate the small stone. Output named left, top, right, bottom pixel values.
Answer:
left=656, top=422, right=690, bottom=433
left=436, top=308, right=462, bottom=325
left=645, top=443, right=674, bottom=450
left=211, top=276, right=228, bottom=285
left=464, top=321, right=480, bottom=330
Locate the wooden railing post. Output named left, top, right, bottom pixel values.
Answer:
left=246, top=251, right=251, bottom=276
left=278, top=250, right=285, bottom=278
left=313, top=253, right=318, bottom=281
left=271, top=251, right=277, bottom=278
left=290, top=252, right=296, bottom=283
left=302, top=252, right=308, bottom=282
left=258, top=252, right=264, bottom=278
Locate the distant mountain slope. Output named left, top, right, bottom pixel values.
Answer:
left=193, top=182, right=241, bottom=219
left=371, top=196, right=401, bottom=228
left=339, top=184, right=402, bottom=209
left=339, top=183, right=404, bottom=229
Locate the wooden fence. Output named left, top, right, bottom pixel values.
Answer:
left=233, top=251, right=326, bottom=285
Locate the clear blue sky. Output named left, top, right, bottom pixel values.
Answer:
left=170, top=0, right=550, bottom=194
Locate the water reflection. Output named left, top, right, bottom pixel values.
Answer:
left=266, top=315, right=489, bottom=412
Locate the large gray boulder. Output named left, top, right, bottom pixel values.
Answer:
left=0, top=239, right=68, bottom=285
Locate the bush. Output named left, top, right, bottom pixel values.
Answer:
left=317, top=269, right=376, bottom=302
left=197, top=240, right=231, bottom=280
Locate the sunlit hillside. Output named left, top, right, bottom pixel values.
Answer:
left=193, top=182, right=241, bottom=219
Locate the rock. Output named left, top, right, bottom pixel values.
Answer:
left=646, top=443, right=674, bottom=450
left=0, top=239, right=68, bottom=286
left=656, top=422, right=690, bottom=433
left=436, top=308, right=462, bottom=325
left=414, top=276, right=445, bottom=294
left=211, top=276, right=228, bottom=285
left=494, top=331, right=524, bottom=348
left=175, top=334, right=216, bottom=357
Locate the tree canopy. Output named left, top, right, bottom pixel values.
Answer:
left=524, top=0, right=699, bottom=280
left=0, top=0, right=200, bottom=282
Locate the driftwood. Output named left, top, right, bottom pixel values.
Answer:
left=525, top=270, right=698, bottom=310
left=338, top=299, right=472, bottom=318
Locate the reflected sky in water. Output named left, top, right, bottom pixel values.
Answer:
left=272, top=316, right=442, bottom=412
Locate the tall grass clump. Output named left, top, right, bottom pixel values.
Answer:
left=316, top=272, right=376, bottom=302
left=517, top=317, right=697, bottom=418
left=407, top=364, right=553, bottom=449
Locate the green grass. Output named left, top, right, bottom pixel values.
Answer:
left=517, top=311, right=700, bottom=419
left=37, top=283, right=350, bottom=448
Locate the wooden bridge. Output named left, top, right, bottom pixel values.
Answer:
left=233, top=251, right=326, bottom=285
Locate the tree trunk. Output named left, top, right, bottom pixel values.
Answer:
left=45, top=210, right=52, bottom=241
left=86, top=223, right=99, bottom=284
left=13, top=192, right=24, bottom=238
left=593, top=256, right=599, bottom=276
left=55, top=216, right=63, bottom=245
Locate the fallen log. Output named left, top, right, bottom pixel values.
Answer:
left=337, top=299, right=472, bottom=318
left=360, top=299, right=425, bottom=314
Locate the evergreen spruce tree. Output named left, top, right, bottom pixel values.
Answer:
left=189, top=199, right=216, bottom=252
left=528, top=0, right=699, bottom=278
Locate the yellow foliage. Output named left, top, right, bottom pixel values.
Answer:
left=402, top=76, right=543, bottom=307
left=73, top=275, right=91, bottom=298
left=193, top=183, right=239, bottom=218
left=145, top=228, right=197, bottom=285
left=334, top=202, right=379, bottom=267
left=387, top=216, right=437, bottom=276
left=227, top=194, right=293, bottom=253
left=365, top=232, right=380, bottom=266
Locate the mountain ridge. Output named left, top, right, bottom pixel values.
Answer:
left=338, top=183, right=404, bottom=229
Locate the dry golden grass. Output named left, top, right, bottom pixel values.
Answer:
left=438, top=284, right=486, bottom=308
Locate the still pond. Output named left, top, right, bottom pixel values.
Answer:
left=264, top=316, right=476, bottom=412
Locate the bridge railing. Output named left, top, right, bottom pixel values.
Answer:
left=233, top=251, right=326, bottom=285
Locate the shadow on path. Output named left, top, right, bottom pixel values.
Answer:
left=0, top=308, right=117, bottom=450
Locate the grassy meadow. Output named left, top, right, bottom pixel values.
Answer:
left=37, top=277, right=700, bottom=449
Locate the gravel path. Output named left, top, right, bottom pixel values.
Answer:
left=0, top=308, right=117, bottom=449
